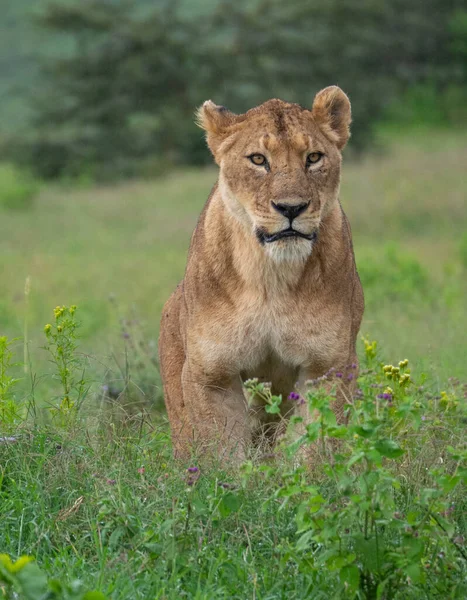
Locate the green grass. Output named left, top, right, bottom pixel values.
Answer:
left=0, top=129, right=465, bottom=380
left=0, top=337, right=465, bottom=599
left=0, top=129, right=466, bottom=598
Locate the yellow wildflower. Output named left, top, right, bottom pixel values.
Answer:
left=399, top=373, right=411, bottom=386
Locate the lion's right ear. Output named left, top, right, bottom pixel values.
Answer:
left=196, top=100, right=239, bottom=161
left=312, top=86, right=351, bottom=150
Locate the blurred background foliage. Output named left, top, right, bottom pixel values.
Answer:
left=0, top=0, right=466, bottom=180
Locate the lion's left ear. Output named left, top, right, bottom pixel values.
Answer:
left=196, top=100, right=241, bottom=160
left=311, top=86, right=351, bottom=150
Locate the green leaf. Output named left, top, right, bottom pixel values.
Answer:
left=438, top=474, right=460, bottom=493
left=83, top=592, right=108, bottom=600
left=219, top=492, right=242, bottom=517
left=375, top=439, right=404, bottom=458
left=296, top=530, right=314, bottom=551
left=108, top=526, right=126, bottom=550
left=339, top=564, right=360, bottom=596
left=15, top=562, right=48, bottom=600
left=192, top=497, right=208, bottom=514
left=402, top=535, right=424, bottom=559
left=404, top=562, right=425, bottom=584
left=347, top=452, right=365, bottom=467
left=327, top=425, right=348, bottom=438
left=327, top=553, right=356, bottom=570
left=321, top=407, right=337, bottom=426
left=353, top=424, right=374, bottom=438
left=354, top=535, right=379, bottom=571
left=376, top=578, right=391, bottom=600
left=160, top=519, right=174, bottom=533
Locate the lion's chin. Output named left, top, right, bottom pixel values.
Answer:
left=263, top=235, right=315, bottom=263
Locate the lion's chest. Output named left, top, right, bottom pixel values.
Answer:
left=190, top=289, right=347, bottom=378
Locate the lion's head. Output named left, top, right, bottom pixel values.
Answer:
left=197, top=86, right=351, bottom=262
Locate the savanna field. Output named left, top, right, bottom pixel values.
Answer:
left=0, top=130, right=466, bottom=598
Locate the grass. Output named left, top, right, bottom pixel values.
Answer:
left=0, top=129, right=466, bottom=598
left=0, top=130, right=465, bottom=383
left=0, top=335, right=466, bottom=599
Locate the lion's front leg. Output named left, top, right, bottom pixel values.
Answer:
left=181, top=362, right=250, bottom=462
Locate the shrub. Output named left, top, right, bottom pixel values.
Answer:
left=43, top=305, right=89, bottom=425
left=0, top=554, right=106, bottom=599
left=245, top=340, right=467, bottom=599
left=0, top=163, right=39, bottom=210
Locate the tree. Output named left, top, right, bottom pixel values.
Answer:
left=5, top=0, right=466, bottom=179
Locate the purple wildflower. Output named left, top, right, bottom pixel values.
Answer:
left=219, top=482, right=236, bottom=490
left=187, top=466, right=199, bottom=473
left=351, top=363, right=357, bottom=369
left=377, top=393, right=392, bottom=401
left=347, top=373, right=354, bottom=381
left=288, top=392, right=300, bottom=401
left=335, top=372, right=343, bottom=378
left=421, top=415, right=427, bottom=421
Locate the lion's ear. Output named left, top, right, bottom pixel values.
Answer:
left=312, top=86, right=351, bottom=150
left=196, top=100, right=239, bottom=160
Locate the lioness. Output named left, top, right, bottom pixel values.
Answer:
left=159, top=86, right=364, bottom=460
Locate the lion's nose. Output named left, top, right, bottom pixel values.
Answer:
left=272, top=202, right=309, bottom=221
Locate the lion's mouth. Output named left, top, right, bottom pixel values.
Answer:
left=256, top=227, right=317, bottom=244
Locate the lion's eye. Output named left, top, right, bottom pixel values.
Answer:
left=249, top=154, right=267, bottom=166
left=306, top=152, right=323, bottom=165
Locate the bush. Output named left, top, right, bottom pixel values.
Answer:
left=0, top=554, right=106, bottom=599
left=245, top=339, right=467, bottom=599
left=0, top=163, right=39, bottom=210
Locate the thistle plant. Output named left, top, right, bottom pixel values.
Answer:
left=43, top=305, right=88, bottom=424
left=256, top=339, right=466, bottom=599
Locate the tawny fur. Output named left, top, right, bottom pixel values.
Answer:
left=159, top=86, right=364, bottom=461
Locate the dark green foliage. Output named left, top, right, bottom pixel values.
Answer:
left=4, top=0, right=467, bottom=179
left=0, top=554, right=106, bottom=600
